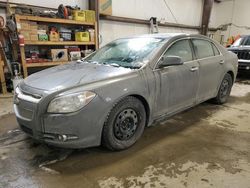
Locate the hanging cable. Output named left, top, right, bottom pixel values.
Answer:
left=162, top=0, right=183, bottom=32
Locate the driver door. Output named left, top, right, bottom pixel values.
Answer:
left=153, top=39, right=200, bottom=117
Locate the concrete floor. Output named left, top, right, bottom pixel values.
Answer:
left=0, top=75, right=250, bottom=188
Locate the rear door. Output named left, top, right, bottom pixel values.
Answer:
left=153, top=39, right=199, bottom=117
left=191, top=39, right=224, bottom=102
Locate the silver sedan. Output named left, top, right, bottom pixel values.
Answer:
left=14, top=33, right=238, bottom=150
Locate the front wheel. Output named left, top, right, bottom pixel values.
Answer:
left=213, top=73, right=233, bottom=104
left=102, top=96, right=146, bottom=151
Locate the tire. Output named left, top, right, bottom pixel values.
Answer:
left=213, top=73, right=233, bottom=104
left=102, top=96, right=146, bottom=151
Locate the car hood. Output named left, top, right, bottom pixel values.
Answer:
left=24, top=62, right=133, bottom=91
left=228, top=46, right=250, bottom=51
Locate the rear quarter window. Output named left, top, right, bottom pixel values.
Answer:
left=212, top=43, right=220, bottom=56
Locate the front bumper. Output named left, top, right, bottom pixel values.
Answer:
left=14, top=94, right=109, bottom=149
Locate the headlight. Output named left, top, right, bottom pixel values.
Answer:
left=47, top=91, right=96, bottom=113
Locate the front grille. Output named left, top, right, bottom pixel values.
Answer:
left=18, top=106, right=33, bottom=119
left=20, top=124, right=33, bottom=135
left=234, top=50, right=250, bottom=60
left=238, top=63, right=250, bottom=70
left=16, top=99, right=35, bottom=120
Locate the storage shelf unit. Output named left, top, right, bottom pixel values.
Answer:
left=16, top=15, right=95, bottom=26
left=15, top=14, right=98, bottom=78
left=24, top=41, right=96, bottom=46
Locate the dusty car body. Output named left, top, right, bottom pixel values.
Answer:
left=14, top=33, right=238, bottom=150
left=228, top=35, right=250, bottom=72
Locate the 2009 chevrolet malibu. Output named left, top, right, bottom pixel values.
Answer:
left=14, top=33, right=238, bottom=150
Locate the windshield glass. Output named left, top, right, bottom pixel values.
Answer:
left=232, top=37, right=243, bottom=47
left=243, top=37, right=250, bottom=46
left=85, top=37, right=166, bottom=69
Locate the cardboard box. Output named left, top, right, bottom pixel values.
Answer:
left=29, top=29, right=38, bottom=35
left=29, top=21, right=38, bottom=29
left=73, top=10, right=86, bottom=21
left=75, top=32, right=90, bottom=42
left=99, top=0, right=112, bottom=15
left=29, top=21, right=37, bottom=26
left=20, top=30, right=30, bottom=41
left=51, top=49, right=68, bottom=62
left=70, top=51, right=81, bottom=61
left=30, top=25, right=38, bottom=30
left=38, top=25, right=49, bottom=31
left=30, top=34, right=38, bottom=41
left=85, top=10, right=95, bottom=22
left=20, top=21, right=30, bottom=30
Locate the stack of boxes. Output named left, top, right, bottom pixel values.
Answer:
left=20, top=21, right=38, bottom=41
left=73, top=10, right=95, bottom=43
left=38, top=25, right=49, bottom=41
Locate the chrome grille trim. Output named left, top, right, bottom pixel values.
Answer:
left=15, top=87, right=42, bottom=103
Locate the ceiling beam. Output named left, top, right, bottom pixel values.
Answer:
left=100, top=14, right=201, bottom=30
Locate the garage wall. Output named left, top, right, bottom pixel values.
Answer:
left=100, top=0, right=203, bottom=45
left=4, top=0, right=247, bottom=45
left=226, top=0, right=250, bottom=36
left=210, top=0, right=250, bottom=42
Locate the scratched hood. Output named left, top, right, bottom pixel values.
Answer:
left=24, top=62, right=132, bottom=91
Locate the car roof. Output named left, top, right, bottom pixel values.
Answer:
left=123, top=33, right=209, bottom=40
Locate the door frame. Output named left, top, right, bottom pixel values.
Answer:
left=152, top=37, right=200, bottom=118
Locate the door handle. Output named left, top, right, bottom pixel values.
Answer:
left=219, top=60, right=225, bottom=64
left=190, top=67, right=199, bottom=72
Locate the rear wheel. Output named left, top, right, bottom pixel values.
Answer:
left=213, top=73, right=233, bottom=104
left=102, top=96, right=146, bottom=151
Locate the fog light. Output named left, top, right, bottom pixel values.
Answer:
left=58, top=135, right=67, bottom=142
left=246, top=66, right=250, bottom=70
left=58, top=134, right=78, bottom=142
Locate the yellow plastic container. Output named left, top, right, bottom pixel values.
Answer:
left=73, top=10, right=86, bottom=21
left=75, top=32, right=90, bottom=42
left=84, top=10, right=95, bottom=23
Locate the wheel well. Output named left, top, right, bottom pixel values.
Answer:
left=227, top=71, right=234, bottom=82
left=130, top=95, right=150, bottom=126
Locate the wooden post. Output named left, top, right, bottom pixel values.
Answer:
left=0, top=57, right=7, bottom=95
left=20, top=46, right=28, bottom=78
left=89, top=0, right=99, bottom=49
left=201, top=0, right=214, bottom=35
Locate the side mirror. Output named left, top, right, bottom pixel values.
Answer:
left=158, top=56, right=183, bottom=68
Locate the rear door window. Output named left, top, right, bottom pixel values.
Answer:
left=192, top=39, right=214, bottom=59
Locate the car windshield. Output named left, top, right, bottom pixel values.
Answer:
left=232, top=36, right=250, bottom=47
left=85, top=37, right=166, bottom=69
left=243, top=37, right=250, bottom=46
left=232, top=37, right=243, bottom=47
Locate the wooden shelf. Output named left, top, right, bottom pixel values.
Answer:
left=26, top=61, right=69, bottom=68
left=24, top=41, right=95, bottom=46
left=15, top=14, right=98, bottom=77
left=15, top=15, right=95, bottom=26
